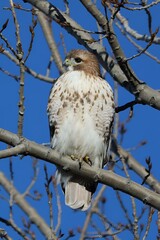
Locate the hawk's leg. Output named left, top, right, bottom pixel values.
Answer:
left=83, top=156, right=92, bottom=166
left=70, top=155, right=83, bottom=169
left=70, top=155, right=78, bottom=161
left=70, top=155, right=92, bottom=169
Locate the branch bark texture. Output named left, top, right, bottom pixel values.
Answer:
left=24, top=0, right=160, bottom=110
left=0, top=128, right=160, bottom=210
left=0, top=171, right=55, bottom=239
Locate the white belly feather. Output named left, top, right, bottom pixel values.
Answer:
left=48, top=70, right=114, bottom=168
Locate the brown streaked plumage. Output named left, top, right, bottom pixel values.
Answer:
left=63, top=49, right=101, bottom=77
left=47, top=49, right=115, bottom=211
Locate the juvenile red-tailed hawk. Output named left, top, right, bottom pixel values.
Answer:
left=47, top=49, right=115, bottom=211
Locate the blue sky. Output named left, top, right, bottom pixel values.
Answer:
left=0, top=0, right=160, bottom=239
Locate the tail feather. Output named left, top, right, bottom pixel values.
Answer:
left=65, top=182, right=92, bottom=211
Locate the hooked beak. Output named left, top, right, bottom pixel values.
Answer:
left=63, top=58, right=75, bottom=71
left=63, top=58, right=71, bottom=68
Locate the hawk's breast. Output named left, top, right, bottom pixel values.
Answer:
left=47, top=70, right=114, bottom=166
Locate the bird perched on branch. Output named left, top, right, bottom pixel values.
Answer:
left=47, top=49, right=115, bottom=211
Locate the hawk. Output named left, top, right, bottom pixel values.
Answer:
left=47, top=49, right=115, bottom=211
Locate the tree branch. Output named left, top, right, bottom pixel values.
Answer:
left=0, top=171, right=56, bottom=239
left=0, top=128, right=160, bottom=210
left=80, top=0, right=160, bottom=108
left=2, top=49, right=54, bottom=83
left=23, top=0, right=160, bottom=110
left=115, top=143, right=160, bottom=193
left=37, top=11, right=65, bottom=75
left=105, top=2, right=160, bottom=44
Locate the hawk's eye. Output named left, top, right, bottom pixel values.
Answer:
left=75, top=57, right=82, bottom=63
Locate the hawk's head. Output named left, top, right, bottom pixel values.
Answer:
left=63, top=49, right=101, bottom=77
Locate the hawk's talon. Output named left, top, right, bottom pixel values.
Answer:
left=83, top=156, right=92, bottom=166
left=69, top=155, right=92, bottom=168
left=70, top=155, right=82, bottom=169
left=79, top=160, right=82, bottom=170
left=70, top=154, right=76, bottom=161
left=47, top=49, right=115, bottom=211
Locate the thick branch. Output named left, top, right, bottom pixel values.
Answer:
left=111, top=138, right=160, bottom=194
left=23, top=0, right=160, bottom=110
left=37, top=11, right=65, bottom=75
left=117, top=144, right=160, bottom=193
left=0, top=128, right=160, bottom=210
left=0, top=172, right=55, bottom=239
left=79, top=0, right=160, bottom=108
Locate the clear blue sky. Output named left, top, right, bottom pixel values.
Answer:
left=0, top=0, right=160, bottom=239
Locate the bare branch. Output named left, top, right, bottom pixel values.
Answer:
left=0, top=128, right=160, bottom=210
left=111, top=138, right=160, bottom=193
left=52, top=177, right=62, bottom=234
left=0, top=171, right=56, bottom=239
left=24, top=14, right=37, bottom=63
left=0, top=19, right=9, bottom=33
left=0, top=217, right=27, bottom=240
left=115, top=21, right=160, bottom=64
left=106, top=2, right=160, bottom=44
left=142, top=208, right=155, bottom=240
left=80, top=185, right=107, bottom=240
left=115, top=100, right=139, bottom=113
left=24, top=0, right=160, bottom=110
left=22, top=158, right=39, bottom=198
left=44, top=165, right=55, bottom=237
left=0, top=228, right=12, bottom=240
left=0, top=144, right=26, bottom=158
left=37, top=11, right=65, bottom=74
left=0, top=67, right=19, bottom=81
left=2, top=49, right=55, bottom=83
left=9, top=0, right=25, bottom=136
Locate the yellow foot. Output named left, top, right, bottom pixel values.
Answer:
left=69, top=155, right=92, bottom=169
left=69, top=155, right=82, bottom=169
left=70, top=154, right=77, bottom=161
left=83, top=156, right=92, bottom=166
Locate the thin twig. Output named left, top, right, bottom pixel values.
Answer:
left=9, top=155, right=14, bottom=224
left=80, top=185, right=106, bottom=240
left=142, top=208, right=155, bottom=240
left=106, top=2, right=160, bottom=44
left=44, top=165, right=55, bottom=238
left=9, top=0, right=25, bottom=136
left=0, top=67, right=20, bottom=81
left=52, top=176, right=62, bottom=234
left=0, top=217, right=28, bottom=240
left=2, top=49, right=55, bottom=83
left=116, top=191, right=132, bottom=229
left=24, top=14, right=37, bottom=63
left=22, top=158, right=39, bottom=198
left=157, top=211, right=160, bottom=237
left=126, top=28, right=159, bottom=62
left=0, top=228, right=12, bottom=240
left=0, top=33, right=17, bottom=56
left=115, top=100, right=139, bottom=113
left=0, top=171, right=54, bottom=239
left=120, top=154, right=139, bottom=238
left=115, top=20, right=160, bottom=63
